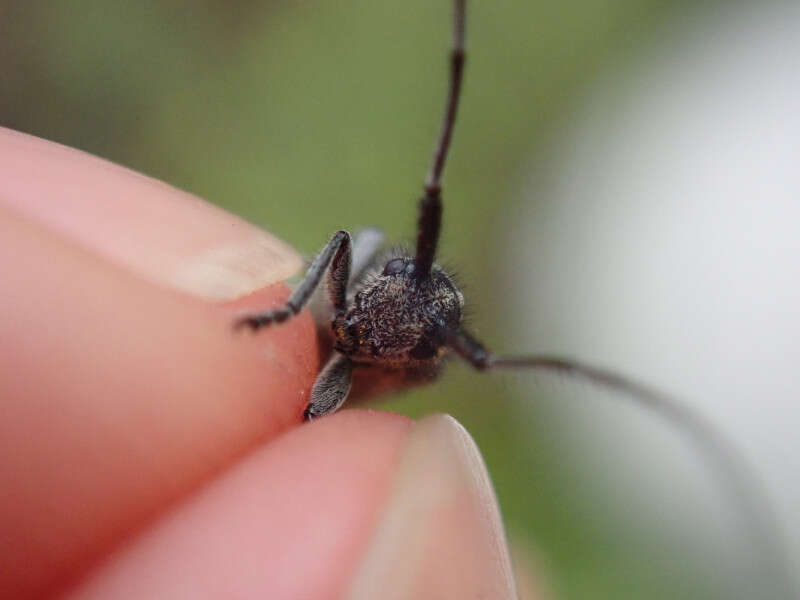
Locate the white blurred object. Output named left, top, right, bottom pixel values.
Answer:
left=505, top=1, right=800, bottom=593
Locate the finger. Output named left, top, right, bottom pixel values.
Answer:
left=66, top=413, right=521, bottom=600
left=0, top=130, right=318, bottom=598
left=0, top=126, right=301, bottom=299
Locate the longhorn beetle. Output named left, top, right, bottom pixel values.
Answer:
left=235, top=1, right=792, bottom=597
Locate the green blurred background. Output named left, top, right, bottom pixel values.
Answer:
left=2, top=1, right=749, bottom=598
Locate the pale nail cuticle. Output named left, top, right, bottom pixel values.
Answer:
left=347, top=414, right=518, bottom=600
left=170, top=233, right=301, bottom=300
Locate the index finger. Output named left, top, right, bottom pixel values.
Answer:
left=0, top=128, right=319, bottom=599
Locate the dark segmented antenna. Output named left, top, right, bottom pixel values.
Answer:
left=414, top=0, right=466, bottom=278
left=446, top=328, right=795, bottom=599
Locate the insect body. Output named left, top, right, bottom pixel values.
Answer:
left=236, top=0, right=471, bottom=419
left=235, top=1, right=793, bottom=597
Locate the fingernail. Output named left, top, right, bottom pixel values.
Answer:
left=168, top=231, right=301, bottom=300
left=346, top=414, right=518, bottom=599
left=0, top=127, right=302, bottom=300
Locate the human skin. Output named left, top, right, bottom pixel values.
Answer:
left=0, top=128, right=523, bottom=599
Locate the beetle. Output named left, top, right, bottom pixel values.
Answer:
left=233, top=2, right=794, bottom=597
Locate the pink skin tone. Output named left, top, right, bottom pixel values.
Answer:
left=0, top=128, right=414, bottom=599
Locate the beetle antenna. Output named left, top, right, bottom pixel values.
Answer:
left=414, top=0, right=466, bottom=278
left=447, top=328, right=795, bottom=599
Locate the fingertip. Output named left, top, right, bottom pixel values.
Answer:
left=0, top=208, right=318, bottom=599
left=0, top=126, right=302, bottom=300
left=66, top=411, right=414, bottom=600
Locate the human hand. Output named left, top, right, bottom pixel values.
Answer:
left=0, top=127, right=524, bottom=599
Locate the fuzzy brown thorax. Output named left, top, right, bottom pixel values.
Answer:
left=332, top=257, right=463, bottom=366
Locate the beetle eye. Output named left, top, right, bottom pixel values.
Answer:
left=382, top=258, right=407, bottom=275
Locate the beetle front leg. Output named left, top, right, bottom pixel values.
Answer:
left=234, top=230, right=352, bottom=331
left=304, top=354, right=353, bottom=420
